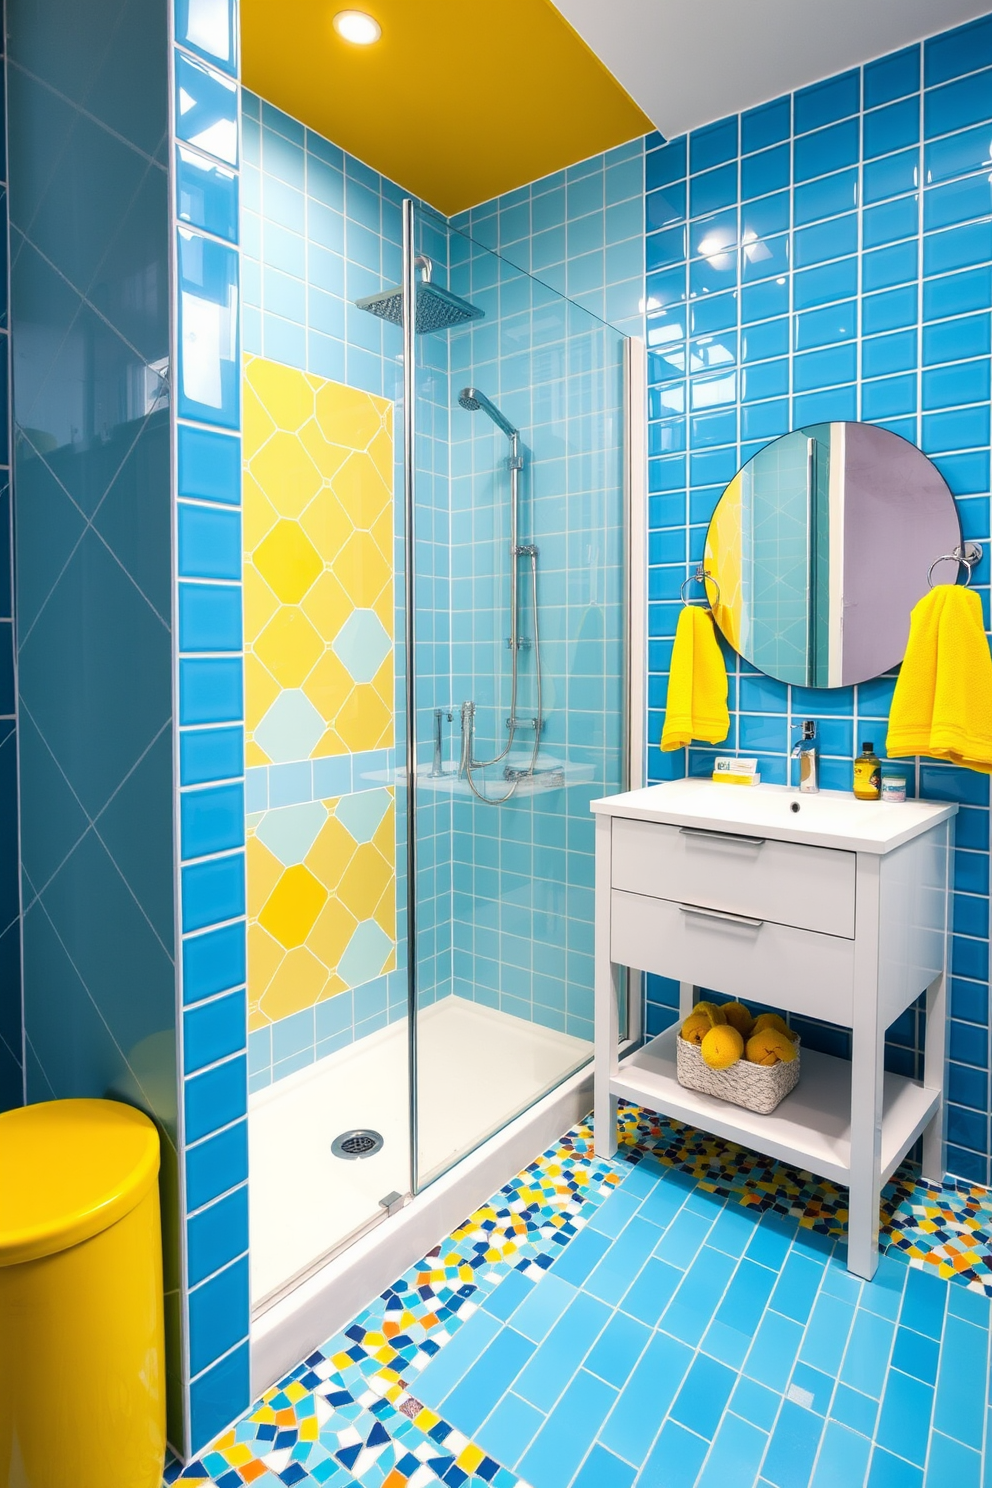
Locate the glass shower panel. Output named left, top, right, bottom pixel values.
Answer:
left=411, top=208, right=626, bottom=1189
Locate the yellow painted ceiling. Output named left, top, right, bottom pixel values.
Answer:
left=240, top=0, right=652, bottom=216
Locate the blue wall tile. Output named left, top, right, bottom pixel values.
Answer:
left=180, top=726, right=244, bottom=786
left=183, top=922, right=247, bottom=1005
left=181, top=853, right=245, bottom=932
left=184, top=989, right=246, bottom=1075
left=178, top=424, right=242, bottom=504
left=185, top=1054, right=247, bottom=1144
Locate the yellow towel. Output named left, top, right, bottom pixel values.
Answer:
left=886, top=584, right=992, bottom=773
left=661, top=605, right=730, bottom=752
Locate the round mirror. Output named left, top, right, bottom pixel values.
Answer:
left=702, top=422, right=963, bottom=688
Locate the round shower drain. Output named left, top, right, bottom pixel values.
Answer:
left=331, top=1129, right=384, bottom=1160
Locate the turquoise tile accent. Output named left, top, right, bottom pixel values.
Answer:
left=178, top=424, right=241, bottom=504
left=178, top=503, right=241, bottom=580
left=181, top=852, right=245, bottom=931
left=180, top=726, right=244, bottom=785
left=183, top=922, right=247, bottom=1004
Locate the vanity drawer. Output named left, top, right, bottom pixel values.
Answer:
left=611, top=889, right=855, bottom=1024
left=611, top=817, right=856, bottom=938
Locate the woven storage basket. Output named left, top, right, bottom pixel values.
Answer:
left=676, top=1035, right=800, bottom=1115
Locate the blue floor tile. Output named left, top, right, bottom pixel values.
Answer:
left=760, top=1399, right=825, bottom=1488
left=745, top=1311, right=805, bottom=1392
left=637, top=1175, right=693, bottom=1230
left=839, top=1309, right=895, bottom=1398
left=890, top=1325, right=938, bottom=1385
left=598, top=1328, right=693, bottom=1467
left=859, top=1255, right=909, bottom=1321
left=868, top=1444, right=923, bottom=1488
left=570, top=1443, right=636, bottom=1488
left=789, top=1361, right=833, bottom=1415
left=653, top=1206, right=717, bottom=1270
left=618, top=1256, right=681, bottom=1327
left=517, top=1368, right=616, bottom=1488
left=810, top=1420, right=872, bottom=1488
left=638, top=1419, right=709, bottom=1488
left=661, top=1245, right=738, bottom=1347
left=587, top=1218, right=669, bottom=1306
left=947, top=1283, right=990, bottom=1328
left=475, top=1391, right=544, bottom=1468
left=768, top=1251, right=825, bottom=1324
left=731, top=1376, right=781, bottom=1433
left=707, top=1201, right=762, bottom=1258
left=513, top=1291, right=612, bottom=1413
left=925, top=1429, right=983, bottom=1488
left=415, top=1309, right=503, bottom=1406
left=830, top=1383, right=879, bottom=1438
left=439, top=1326, right=535, bottom=1435
left=875, top=1368, right=934, bottom=1467
left=482, top=1268, right=535, bottom=1322
left=584, top=1309, right=651, bottom=1388
left=509, top=1273, right=577, bottom=1343
left=799, top=1292, right=857, bottom=1376
left=745, top=1212, right=799, bottom=1270
left=588, top=1187, right=645, bottom=1238
left=932, top=1314, right=987, bottom=1450
left=669, top=1352, right=737, bottom=1441
left=550, top=1225, right=613, bottom=1287
left=899, top=1267, right=947, bottom=1341
left=696, top=1412, right=768, bottom=1488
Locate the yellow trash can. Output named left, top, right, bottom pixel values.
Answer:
left=0, top=1098, right=166, bottom=1488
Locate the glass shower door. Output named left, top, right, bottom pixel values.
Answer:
left=406, top=205, right=627, bottom=1189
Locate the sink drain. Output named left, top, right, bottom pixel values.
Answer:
left=331, top=1128, right=384, bottom=1160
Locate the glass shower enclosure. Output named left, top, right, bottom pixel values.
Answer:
left=403, top=202, right=628, bottom=1191
left=249, top=199, right=629, bottom=1314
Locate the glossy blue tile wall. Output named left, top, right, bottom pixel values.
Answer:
left=6, top=0, right=181, bottom=1440
left=0, top=12, right=20, bottom=1117
left=644, top=16, right=992, bottom=1185
left=173, top=0, right=250, bottom=1456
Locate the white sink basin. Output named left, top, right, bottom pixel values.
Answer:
left=591, top=778, right=957, bottom=854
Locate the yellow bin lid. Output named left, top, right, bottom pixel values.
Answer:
left=0, top=1098, right=160, bottom=1266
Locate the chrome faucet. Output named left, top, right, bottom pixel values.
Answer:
left=792, top=719, right=819, bottom=794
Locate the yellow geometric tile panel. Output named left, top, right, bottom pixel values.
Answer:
left=243, top=355, right=394, bottom=766
left=247, top=790, right=396, bottom=1031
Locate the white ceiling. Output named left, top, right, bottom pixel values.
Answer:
left=553, top=0, right=992, bottom=141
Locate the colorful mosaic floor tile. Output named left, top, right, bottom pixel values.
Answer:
left=165, top=1106, right=992, bottom=1486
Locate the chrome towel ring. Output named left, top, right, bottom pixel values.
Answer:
left=680, top=564, right=721, bottom=608
left=927, top=541, right=983, bottom=589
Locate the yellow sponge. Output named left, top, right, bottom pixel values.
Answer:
left=721, top=1001, right=754, bottom=1039
left=752, top=1012, right=797, bottom=1042
left=746, top=1027, right=798, bottom=1065
left=680, top=1003, right=726, bottom=1044
left=701, top=1024, right=744, bottom=1069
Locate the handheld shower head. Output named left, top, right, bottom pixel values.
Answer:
left=458, top=386, right=518, bottom=442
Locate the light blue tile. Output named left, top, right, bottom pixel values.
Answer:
left=932, top=1314, right=987, bottom=1449
left=697, top=1412, right=768, bottom=1488
left=598, top=1327, right=694, bottom=1466
left=924, top=1430, right=982, bottom=1488
left=415, top=1309, right=503, bottom=1407
left=811, top=1421, right=872, bottom=1488
left=476, top=1392, right=544, bottom=1469
left=509, top=1273, right=577, bottom=1343
left=875, top=1368, right=934, bottom=1467
left=513, top=1291, right=612, bottom=1413
left=639, top=1419, right=708, bottom=1487
left=518, top=1369, right=616, bottom=1488
left=441, top=1326, right=535, bottom=1436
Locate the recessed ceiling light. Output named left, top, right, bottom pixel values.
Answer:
left=333, top=9, right=381, bottom=44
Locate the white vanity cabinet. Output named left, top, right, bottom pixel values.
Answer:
left=592, top=779, right=956, bottom=1278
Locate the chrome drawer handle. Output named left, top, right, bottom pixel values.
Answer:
left=679, top=903, right=764, bottom=930
left=679, top=826, right=765, bottom=848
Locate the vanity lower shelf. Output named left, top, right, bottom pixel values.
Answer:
left=612, top=1026, right=940, bottom=1188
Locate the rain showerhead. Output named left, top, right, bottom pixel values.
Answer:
left=458, top=386, right=518, bottom=442
left=355, top=255, right=484, bottom=335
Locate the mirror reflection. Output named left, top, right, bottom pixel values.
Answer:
left=703, top=422, right=963, bottom=688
